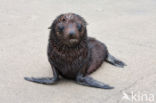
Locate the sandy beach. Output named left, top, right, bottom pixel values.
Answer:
left=0, top=0, right=156, bottom=103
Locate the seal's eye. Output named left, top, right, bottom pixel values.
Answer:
left=77, top=24, right=82, bottom=32
left=62, top=18, right=66, bottom=22
left=58, top=24, right=64, bottom=32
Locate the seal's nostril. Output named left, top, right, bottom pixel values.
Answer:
left=69, top=31, right=75, bottom=37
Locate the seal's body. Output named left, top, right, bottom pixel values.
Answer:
left=25, top=13, right=126, bottom=89
left=48, top=37, right=107, bottom=79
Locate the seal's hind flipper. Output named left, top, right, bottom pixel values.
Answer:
left=106, top=54, right=127, bottom=68
left=24, top=77, right=58, bottom=84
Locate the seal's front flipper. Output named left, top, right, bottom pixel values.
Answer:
left=25, top=64, right=59, bottom=84
left=24, top=77, right=59, bottom=84
left=106, top=54, right=127, bottom=68
left=76, top=74, right=114, bottom=89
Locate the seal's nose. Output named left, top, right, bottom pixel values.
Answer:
left=68, top=24, right=76, bottom=38
left=69, top=30, right=75, bottom=37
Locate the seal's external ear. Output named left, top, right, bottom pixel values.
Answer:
left=48, top=22, right=55, bottom=29
left=48, top=19, right=57, bottom=29
left=48, top=26, right=52, bottom=29
left=85, top=22, right=88, bottom=26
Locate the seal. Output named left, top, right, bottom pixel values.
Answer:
left=24, top=13, right=126, bottom=89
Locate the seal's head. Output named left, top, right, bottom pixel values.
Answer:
left=49, top=13, right=87, bottom=47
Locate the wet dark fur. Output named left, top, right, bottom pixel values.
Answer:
left=48, top=14, right=108, bottom=79
left=25, top=13, right=126, bottom=89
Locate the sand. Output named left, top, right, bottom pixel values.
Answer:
left=0, top=0, right=156, bottom=103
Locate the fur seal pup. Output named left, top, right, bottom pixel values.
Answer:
left=24, top=13, right=126, bottom=89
